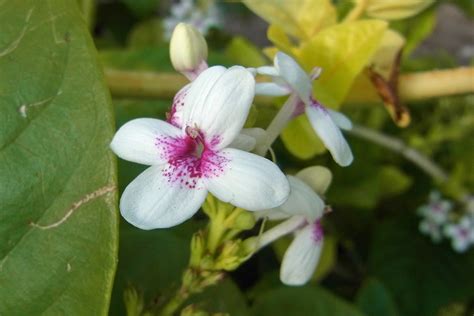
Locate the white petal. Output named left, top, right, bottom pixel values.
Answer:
left=168, top=83, right=192, bottom=128
left=229, top=133, right=256, bottom=152
left=306, top=104, right=354, bottom=167
left=274, top=176, right=324, bottom=222
left=254, top=209, right=292, bottom=221
left=256, top=66, right=280, bottom=76
left=182, top=66, right=255, bottom=149
left=207, top=148, right=290, bottom=211
left=255, top=82, right=291, bottom=96
left=275, top=52, right=312, bottom=104
left=110, top=118, right=183, bottom=166
left=229, top=128, right=267, bottom=152
left=120, top=165, right=208, bottom=229
left=280, top=224, right=323, bottom=286
left=327, top=109, right=353, bottom=130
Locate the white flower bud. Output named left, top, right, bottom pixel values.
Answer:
left=169, top=23, right=208, bottom=79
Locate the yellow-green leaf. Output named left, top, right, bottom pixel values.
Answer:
left=371, top=29, right=405, bottom=79
left=366, top=0, right=435, bottom=20
left=281, top=115, right=326, bottom=160
left=225, top=37, right=267, bottom=67
left=242, top=0, right=337, bottom=40
left=298, top=19, right=388, bottom=109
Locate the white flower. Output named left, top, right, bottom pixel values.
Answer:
left=163, top=0, right=221, bottom=40
left=256, top=166, right=332, bottom=285
left=255, top=52, right=353, bottom=167
left=444, top=216, right=474, bottom=253
left=418, top=218, right=443, bottom=243
left=417, top=191, right=452, bottom=225
left=111, top=66, right=290, bottom=229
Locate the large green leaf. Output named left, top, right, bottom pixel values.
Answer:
left=369, top=215, right=474, bottom=316
left=251, top=285, right=366, bottom=316
left=0, top=1, right=118, bottom=314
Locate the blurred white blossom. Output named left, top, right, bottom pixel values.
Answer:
left=417, top=191, right=474, bottom=253
left=163, top=0, right=221, bottom=40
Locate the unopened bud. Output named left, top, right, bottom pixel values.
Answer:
left=190, top=231, right=205, bottom=267
left=233, top=211, right=256, bottom=230
left=170, top=23, right=208, bottom=79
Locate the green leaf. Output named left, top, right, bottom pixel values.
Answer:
left=369, top=215, right=474, bottom=316
left=127, top=18, right=164, bottom=49
left=251, top=285, right=365, bottom=316
left=186, top=279, right=250, bottom=316
left=356, top=278, right=399, bottom=316
left=331, top=165, right=412, bottom=209
left=242, top=0, right=337, bottom=40
left=0, top=1, right=118, bottom=315
left=120, top=0, right=159, bottom=18
left=225, top=37, right=267, bottom=67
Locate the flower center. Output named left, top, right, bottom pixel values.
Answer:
left=185, top=126, right=206, bottom=158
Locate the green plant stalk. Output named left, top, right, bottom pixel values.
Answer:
left=105, top=67, right=474, bottom=104
left=348, top=124, right=449, bottom=183
left=254, top=94, right=299, bottom=156
left=343, top=0, right=368, bottom=22
left=207, top=206, right=227, bottom=253
left=157, top=269, right=195, bottom=316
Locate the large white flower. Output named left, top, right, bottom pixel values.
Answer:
left=255, top=52, right=353, bottom=167
left=257, top=166, right=332, bottom=286
left=111, top=66, right=290, bottom=229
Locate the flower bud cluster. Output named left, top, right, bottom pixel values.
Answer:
left=418, top=192, right=474, bottom=253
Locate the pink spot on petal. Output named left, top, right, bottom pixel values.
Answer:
left=168, top=85, right=190, bottom=128
left=311, top=220, right=324, bottom=243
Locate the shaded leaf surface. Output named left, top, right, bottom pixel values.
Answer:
left=369, top=215, right=474, bottom=316
left=251, top=285, right=365, bottom=316
left=0, top=1, right=118, bottom=314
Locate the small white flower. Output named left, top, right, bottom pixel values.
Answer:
left=163, top=0, right=221, bottom=40
left=256, top=166, right=332, bottom=285
left=444, top=216, right=474, bottom=253
left=417, top=191, right=452, bottom=225
left=111, top=66, right=290, bottom=229
left=255, top=52, right=353, bottom=166
left=419, top=218, right=443, bottom=243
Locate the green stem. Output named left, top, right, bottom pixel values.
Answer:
left=348, top=124, right=449, bottom=183
left=343, top=0, right=368, bottom=22
left=255, top=94, right=299, bottom=156
left=207, top=207, right=227, bottom=253
left=158, top=289, right=189, bottom=316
